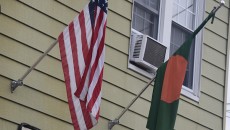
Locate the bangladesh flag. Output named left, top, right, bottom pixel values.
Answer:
left=146, top=11, right=216, bottom=130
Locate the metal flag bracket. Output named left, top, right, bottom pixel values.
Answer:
left=10, top=40, right=58, bottom=93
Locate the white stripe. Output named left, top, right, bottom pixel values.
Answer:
left=91, top=92, right=102, bottom=117
left=79, top=68, right=91, bottom=100
left=90, top=12, right=107, bottom=67
left=74, top=99, right=88, bottom=130
left=86, top=13, right=106, bottom=113
left=73, top=17, right=85, bottom=76
left=86, top=48, right=105, bottom=108
left=63, top=28, right=87, bottom=130
left=78, top=8, right=104, bottom=100
left=90, top=114, right=98, bottom=126
left=83, top=6, right=92, bottom=47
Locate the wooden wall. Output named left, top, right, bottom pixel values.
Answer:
left=0, top=0, right=228, bottom=130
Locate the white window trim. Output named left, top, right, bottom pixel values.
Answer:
left=128, top=0, right=205, bottom=102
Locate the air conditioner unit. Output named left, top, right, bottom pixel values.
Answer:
left=130, top=34, right=167, bottom=73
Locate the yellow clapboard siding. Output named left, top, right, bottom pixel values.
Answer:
left=0, top=14, right=59, bottom=59
left=101, top=99, right=148, bottom=130
left=1, top=32, right=149, bottom=88
left=102, top=81, right=150, bottom=117
left=0, top=13, right=129, bottom=62
left=205, top=12, right=228, bottom=39
left=175, top=116, right=209, bottom=130
left=0, top=0, right=65, bottom=38
left=206, top=0, right=229, bottom=23
left=178, top=100, right=222, bottom=130
left=0, top=55, right=67, bottom=101
left=0, top=119, right=18, bottom=130
left=19, top=0, right=131, bottom=37
left=203, top=44, right=226, bottom=70
left=199, top=93, right=223, bottom=117
left=91, top=117, right=131, bottom=130
left=201, top=60, right=225, bottom=86
left=0, top=76, right=71, bottom=123
left=203, top=29, right=227, bottom=54
left=107, top=11, right=131, bottom=37
left=0, top=56, right=147, bottom=129
left=105, top=45, right=151, bottom=82
left=104, top=64, right=153, bottom=101
left=19, top=0, right=76, bottom=24
left=106, top=28, right=129, bottom=54
left=0, top=34, right=64, bottom=81
left=0, top=52, right=149, bottom=118
left=201, top=76, right=224, bottom=102
left=57, top=0, right=132, bottom=20
left=0, top=98, right=73, bottom=130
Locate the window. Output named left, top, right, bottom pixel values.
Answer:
left=132, top=0, right=160, bottom=39
left=171, top=0, right=196, bottom=89
left=129, top=0, right=205, bottom=101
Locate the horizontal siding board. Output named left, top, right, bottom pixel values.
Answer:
left=104, top=64, right=153, bottom=101
left=91, top=117, right=131, bottom=130
left=201, top=76, right=224, bottom=102
left=201, top=60, right=225, bottom=86
left=0, top=52, right=150, bottom=119
left=0, top=119, right=18, bottom=130
left=204, top=12, right=228, bottom=39
left=199, top=93, right=223, bottom=117
left=175, top=116, right=210, bottom=130
left=101, top=100, right=148, bottom=130
left=0, top=0, right=65, bottom=38
left=202, top=44, right=226, bottom=70
left=203, top=29, right=227, bottom=54
left=105, top=45, right=151, bottom=82
left=102, top=81, right=150, bottom=117
left=19, top=0, right=76, bottom=24
left=178, top=100, right=222, bottom=130
left=57, top=0, right=132, bottom=20
left=205, top=0, right=229, bottom=23
left=0, top=14, right=59, bottom=59
left=0, top=98, right=73, bottom=130
left=106, top=28, right=129, bottom=54
left=0, top=76, right=71, bottom=123
left=0, top=55, right=67, bottom=101
left=19, top=0, right=131, bottom=37
left=0, top=34, right=64, bottom=81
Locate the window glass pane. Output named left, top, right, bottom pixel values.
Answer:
left=172, top=3, right=179, bottom=22
left=132, top=3, right=159, bottom=39
left=173, top=0, right=196, bottom=30
left=170, top=23, right=194, bottom=88
left=187, top=0, right=195, bottom=12
left=136, top=0, right=159, bottom=11
left=187, top=12, right=195, bottom=30
left=179, top=0, right=187, bottom=8
left=178, top=6, right=186, bottom=27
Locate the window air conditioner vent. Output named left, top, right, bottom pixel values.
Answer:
left=130, top=34, right=167, bottom=73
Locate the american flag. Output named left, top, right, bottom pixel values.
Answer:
left=58, top=0, right=107, bottom=129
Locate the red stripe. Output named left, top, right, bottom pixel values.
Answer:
left=79, top=11, right=89, bottom=61
left=75, top=9, right=105, bottom=99
left=69, top=22, right=81, bottom=87
left=87, top=68, right=104, bottom=112
left=80, top=101, right=93, bottom=129
left=88, top=23, right=106, bottom=88
left=58, top=34, right=80, bottom=130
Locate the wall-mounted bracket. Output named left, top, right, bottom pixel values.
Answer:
left=11, top=80, right=23, bottom=93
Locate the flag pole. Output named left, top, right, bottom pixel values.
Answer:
left=108, top=76, right=156, bottom=130
left=10, top=39, right=58, bottom=93
left=108, top=0, right=225, bottom=129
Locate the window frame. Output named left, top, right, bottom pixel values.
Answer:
left=128, top=0, right=205, bottom=102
